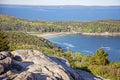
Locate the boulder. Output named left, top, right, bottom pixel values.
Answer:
left=11, top=50, right=78, bottom=80
left=0, top=50, right=104, bottom=80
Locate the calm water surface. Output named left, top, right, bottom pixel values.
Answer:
left=48, top=34, right=120, bottom=62
left=0, top=5, right=120, bottom=21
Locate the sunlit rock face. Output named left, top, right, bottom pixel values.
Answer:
left=0, top=50, right=104, bottom=80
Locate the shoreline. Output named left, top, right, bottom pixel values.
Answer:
left=81, top=32, right=120, bottom=37
left=29, top=32, right=120, bottom=38
left=29, top=32, right=79, bottom=38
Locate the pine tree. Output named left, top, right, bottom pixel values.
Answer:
left=0, top=31, right=9, bottom=51
left=90, top=48, right=109, bottom=65
left=65, top=48, right=73, bottom=62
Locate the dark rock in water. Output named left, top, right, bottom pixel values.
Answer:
left=0, top=50, right=104, bottom=80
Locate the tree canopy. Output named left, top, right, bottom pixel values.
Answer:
left=90, top=48, right=109, bottom=65
left=0, top=31, right=9, bottom=51
left=0, top=14, right=120, bottom=33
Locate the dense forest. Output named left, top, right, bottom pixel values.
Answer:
left=0, top=15, right=120, bottom=80
left=0, top=31, right=63, bottom=55
left=0, top=14, right=120, bottom=33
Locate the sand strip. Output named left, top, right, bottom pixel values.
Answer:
left=29, top=32, right=120, bottom=38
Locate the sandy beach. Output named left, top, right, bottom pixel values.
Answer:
left=29, top=32, right=80, bottom=38
left=29, top=32, right=120, bottom=38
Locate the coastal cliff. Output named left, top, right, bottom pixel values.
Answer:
left=0, top=50, right=104, bottom=80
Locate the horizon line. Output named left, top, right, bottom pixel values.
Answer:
left=0, top=4, right=120, bottom=7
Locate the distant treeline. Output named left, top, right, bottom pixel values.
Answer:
left=0, top=14, right=120, bottom=33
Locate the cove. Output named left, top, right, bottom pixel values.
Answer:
left=48, top=34, right=120, bottom=62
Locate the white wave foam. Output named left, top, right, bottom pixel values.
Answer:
left=102, top=47, right=112, bottom=50
left=82, top=50, right=93, bottom=53
left=63, top=43, right=75, bottom=48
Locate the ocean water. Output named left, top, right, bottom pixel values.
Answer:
left=0, top=5, right=120, bottom=61
left=0, top=5, right=120, bottom=21
left=48, top=34, right=120, bottom=62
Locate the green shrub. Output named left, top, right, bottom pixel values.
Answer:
left=88, top=65, right=120, bottom=80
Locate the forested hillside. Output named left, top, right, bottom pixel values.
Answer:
left=0, top=14, right=120, bottom=33
left=0, top=31, right=62, bottom=55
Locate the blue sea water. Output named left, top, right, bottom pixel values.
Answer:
left=0, top=5, right=120, bottom=61
left=0, top=5, right=120, bottom=21
left=48, top=34, right=120, bottom=62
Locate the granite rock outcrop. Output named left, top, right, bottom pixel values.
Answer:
left=0, top=50, right=104, bottom=80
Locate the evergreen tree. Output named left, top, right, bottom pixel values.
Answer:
left=0, top=31, right=9, bottom=51
left=64, top=48, right=73, bottom=62
left=90, top=48, right=109, bottom=65
left=64, top=48, right=76, bottom=67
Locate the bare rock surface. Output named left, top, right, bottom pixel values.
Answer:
left=0, top=50, right=105, bottom=80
